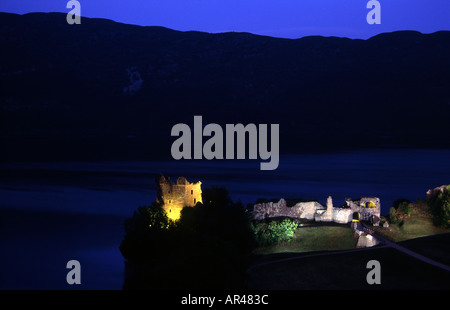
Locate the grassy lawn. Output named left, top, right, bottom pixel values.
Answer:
left=374, top=210, right=449, bottom=242
left=246, top=210, right=450, bottom=289
left=253, top=225, right=356, bottom=255
left=246, top=203, right=450, bottom=290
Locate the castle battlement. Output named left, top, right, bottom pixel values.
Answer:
left=156, top=174, right=203, bottom=221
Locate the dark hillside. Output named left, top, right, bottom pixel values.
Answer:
left=1, top=13, right=449, bottom=160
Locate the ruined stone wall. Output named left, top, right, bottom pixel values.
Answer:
left=315, top=196, right=334, bottom=222
left=178, top=177, right=202, bottom=207
left=296, top=201, right=324, bottom=220
left=359, top=197, right=380, bottom=222
left=332, top=208, right=353, bottom=224
left=251, top=199, right=325, bottom=221
left=252, top=196, right=380, bottom=225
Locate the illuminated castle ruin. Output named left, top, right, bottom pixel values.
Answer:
left=252, top=196, right=380, bottom=225
left=156, top=174, right=203, bottom=221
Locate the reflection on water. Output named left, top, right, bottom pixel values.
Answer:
left=1, top=149, right=449, bottom=289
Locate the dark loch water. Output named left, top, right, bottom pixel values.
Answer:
left=1, top=149, right=449, bottom=289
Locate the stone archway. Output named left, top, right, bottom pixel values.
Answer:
left=365, top=201, right=376, bottom=208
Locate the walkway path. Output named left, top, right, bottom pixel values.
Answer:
left=361, top=224, right=450, bottom=272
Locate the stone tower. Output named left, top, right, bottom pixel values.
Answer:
left=327, top=196, right=333, bottom=212
left=156, top=174, right=203, bottom=221
left=323, top=196, right=334, bottom=222
left=315, top=196, right=334, bottom=222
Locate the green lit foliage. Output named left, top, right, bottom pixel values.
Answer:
left=268, top=219, right=298, bottom=243
left=251, top=218, right=298, bottom=246
left=427, top=185, right=450, bottom=228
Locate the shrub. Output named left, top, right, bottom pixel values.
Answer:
left=388, top=207, right=398, bottom=224
left=393, top=198, right=412, bottom=209
left=251, top=218, right=298, bottom=246
left=268, top=219, right=298, bottom=243
left=121, top=186, right=255, bottom=289
left=398, top=201, right=413, bottom=216
left=427, top=186, right=450, bottom=227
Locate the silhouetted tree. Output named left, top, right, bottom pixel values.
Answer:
left=120, top=186, right=255, bottom=289
left=119, top=202, right=173, bottom=263
left=172, top=186, right=255, bottom=288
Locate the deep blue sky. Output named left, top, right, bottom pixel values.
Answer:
left=0, top=0, right=449, bottom=39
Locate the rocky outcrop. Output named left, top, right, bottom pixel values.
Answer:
left=426, top=185, right=448, bottom=200
left=352, top=222, right=380, bottom=248
left=371, top=215, right=381, bottom=226
left=356, top=234, right=379, bottom=248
